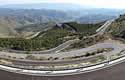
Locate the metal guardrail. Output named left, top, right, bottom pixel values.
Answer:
left=0, top=53, right=125, bottom=76
left=1, top=53, right=125, bottom=71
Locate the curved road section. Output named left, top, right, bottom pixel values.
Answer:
left=0, top=53, right=125, bottom=76
left=0, top=19, right=125, bottom=76
left=0, top=40, right=125, bottom=76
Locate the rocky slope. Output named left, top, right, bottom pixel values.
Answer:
left=107, top=14, right=125, bottom=39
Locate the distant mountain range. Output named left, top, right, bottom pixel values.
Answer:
left=77, top=14, right=115, bottom=23
left=0, top=3, right=124, bottom=37
left=0, top=8, right=72, bottom=37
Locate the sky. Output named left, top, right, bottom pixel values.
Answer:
left=0, top=0, right=125, bottom=9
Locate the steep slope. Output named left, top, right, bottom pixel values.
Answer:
left=107, top=14, right=125, bottom=39
left=0, top=21, right=104, bottom=51
left=16, top=22, right=56, bottom=32
left=0, top=8, right=122, bottom=38
left=0, top=17, right=20, bottom=37
left=0, top=8, right=72, bottom=37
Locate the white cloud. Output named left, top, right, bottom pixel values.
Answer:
left=0, top=0, right=125, bottom=9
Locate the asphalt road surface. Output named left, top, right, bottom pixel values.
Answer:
left=0, top=20, right=121, bottom=80
left=0, top=60, right=125, bottom=80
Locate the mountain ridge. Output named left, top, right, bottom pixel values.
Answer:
left=0, top=8, right=123, bottom=37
